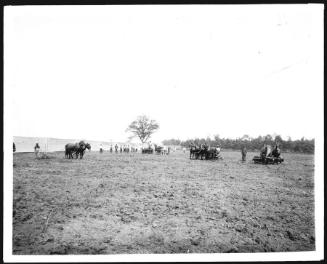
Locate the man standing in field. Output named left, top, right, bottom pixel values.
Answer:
left=13, top=142, right=16, bottom=152
left=34, top=143, right=40, bottom=158
left=241, top=146, right=247, bottom=161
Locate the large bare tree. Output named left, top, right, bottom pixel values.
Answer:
left=126, top=115, right=159, bottom=143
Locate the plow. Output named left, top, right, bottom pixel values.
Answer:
left=252, top=155, right=284, bottom=164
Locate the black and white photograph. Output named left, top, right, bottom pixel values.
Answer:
left=3, top=4, right=324, bottom=262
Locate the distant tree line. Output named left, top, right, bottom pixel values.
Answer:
left=162, top=135, right=314, bottom=154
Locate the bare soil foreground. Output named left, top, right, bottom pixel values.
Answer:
left=13, top=151, right=315, bottom=254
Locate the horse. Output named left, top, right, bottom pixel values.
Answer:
left=65, top=142, right=81, bottom=159
left=65, top=143, right=74, bottom=158
left=196, top=144, right=209, bottom=160
left=65, top=141, right=90, bottom=159
left=189, top=145, right=197, bottom=159
left=65, top=142, right=82, bottom=159
left=75, top=142, right=91, bottom=159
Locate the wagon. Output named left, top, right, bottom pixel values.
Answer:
left=142, top=148, right=154, bottom=154
left=252, top=155, right=284, bottom=164
left=205, top=151, right=223, bottom=160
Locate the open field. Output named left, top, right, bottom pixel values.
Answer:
left=13, top=150, right=315, bottom=254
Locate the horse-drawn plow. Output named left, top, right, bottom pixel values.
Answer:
left=190, top=146, right=223, bottom=160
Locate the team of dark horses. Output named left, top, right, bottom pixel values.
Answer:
left=65, top=141, right=91, bottom=159
left=189, top=144, right=222, bottom=160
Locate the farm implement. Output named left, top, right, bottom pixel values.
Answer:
left=142, top=148, right=154, bottom=154
left=252, top=155, right=284, bottom=164
left=190, top=147, right=223, bottom=160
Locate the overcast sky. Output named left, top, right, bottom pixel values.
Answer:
left=5, top=5, right=324, bottom=143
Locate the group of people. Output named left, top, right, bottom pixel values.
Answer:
left=99, top=144, right=140, bottom=154
left=241, top=143, right=281, bottom=161
left=260, top=144, right=281, bottom=159
left=116, top=144, right=138, bottom=153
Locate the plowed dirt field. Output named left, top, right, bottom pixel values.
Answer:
left=13, top=151, right=315, bottom=254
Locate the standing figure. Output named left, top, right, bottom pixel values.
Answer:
left=260, top=144, right=267, bottom=159
left=13, top=142, right=16, bottom=152
left=110, top=145, right=113, bottom=153
left=272, top=144, right=281, bottom=158
left=115, top=144, right=118, bottom=153
left=241, top=146, right=247, bottom=161
left=99, top=144, right=103, bottom=153
left=34, top=143, right=40, bottom=158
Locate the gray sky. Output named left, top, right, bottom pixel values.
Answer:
left=5, top=5, right=324, bottom=143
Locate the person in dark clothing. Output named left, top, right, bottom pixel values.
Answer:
left=241, top=146, right=247, bottom=161
left=34, top=143, right=40, bottom=157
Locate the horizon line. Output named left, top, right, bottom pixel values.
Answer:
left=13, top=134, right=315, bottom=143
